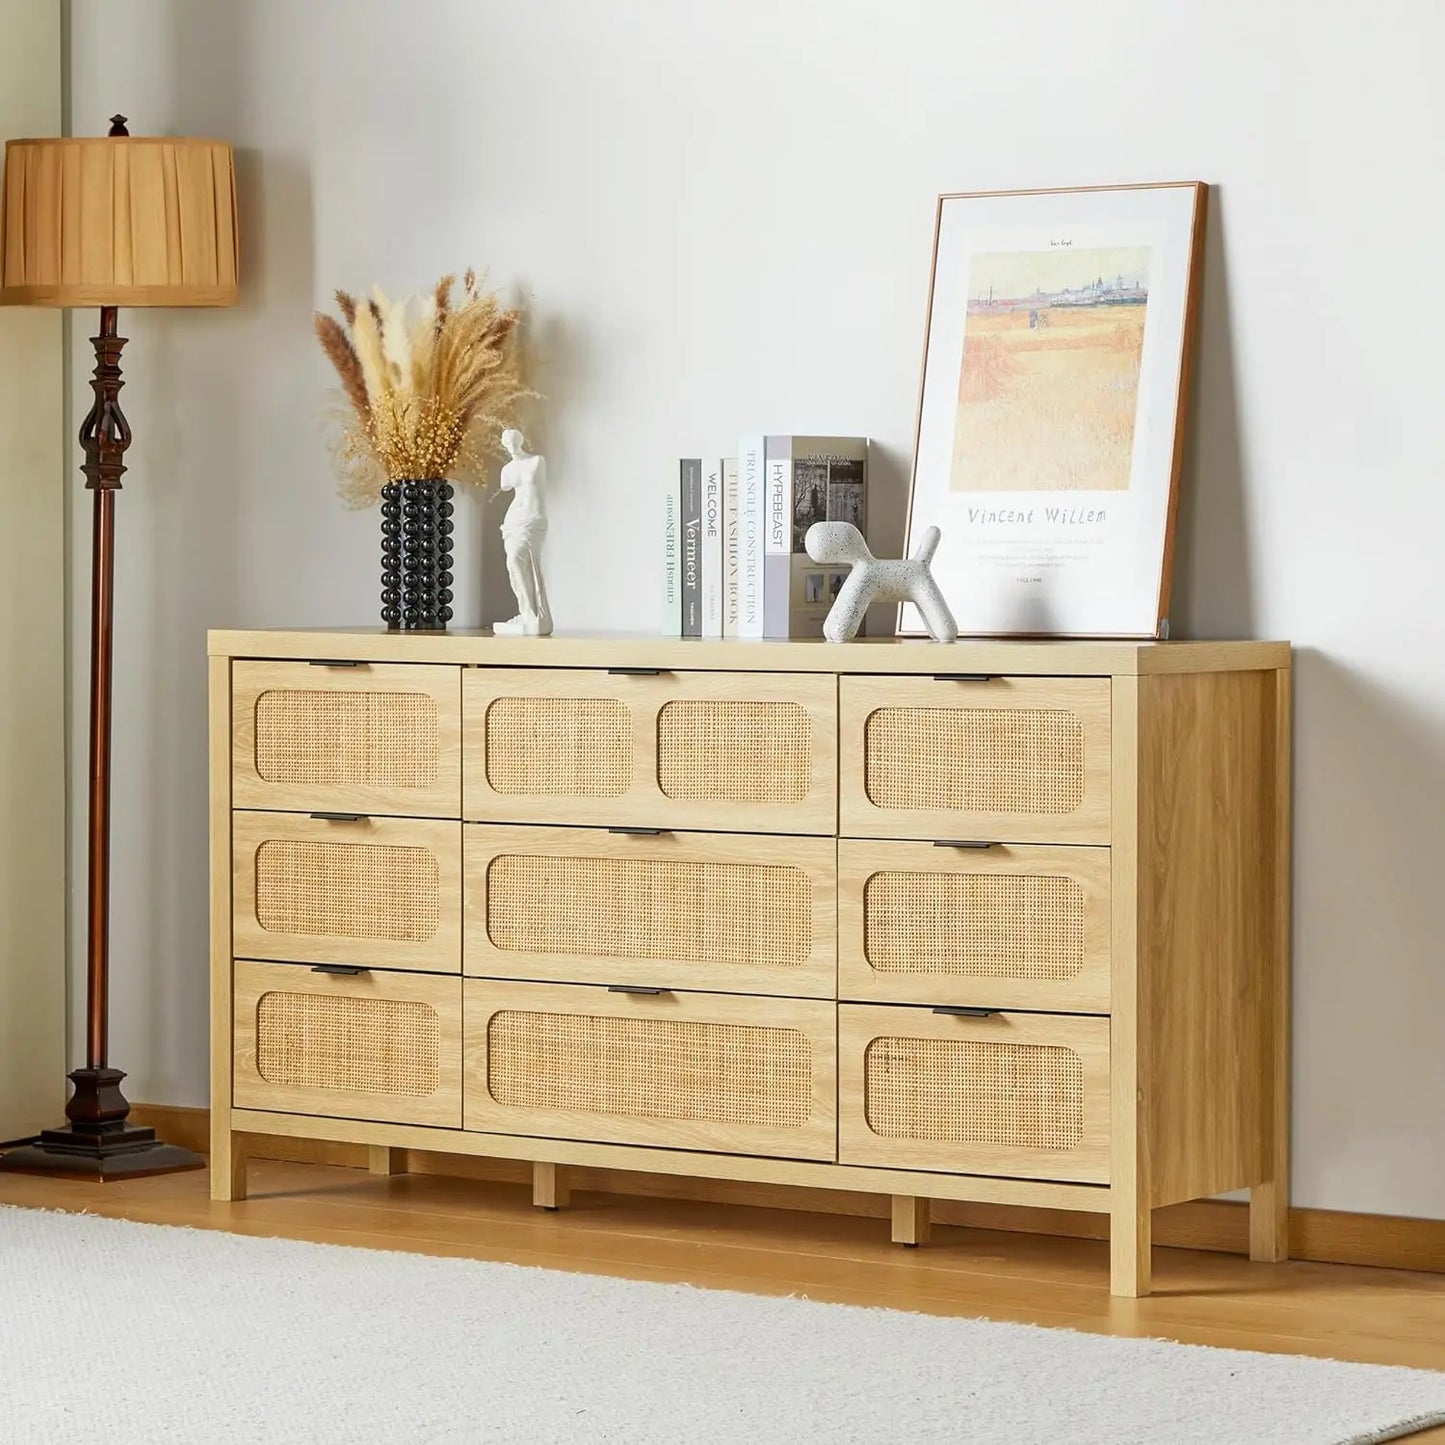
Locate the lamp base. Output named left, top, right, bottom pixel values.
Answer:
left=0, top=1133, right=204, bottom=1181
left=0, top=1066, right=204, bottom=1181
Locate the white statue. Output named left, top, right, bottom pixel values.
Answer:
left=805, top=521, right=958, bottom=643
left=494, top=428, right=552, bottom=637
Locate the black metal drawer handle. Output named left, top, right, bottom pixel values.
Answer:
left=933, top=673, right=997, bottom=683
left=607, top=826, right=670, bottom=837
left=310, top=964, right=369, bottom=977
left=310, top=812, right=369, bottom=823
left=933, top=840, right=996, bottom=850
left=607, top=667, right=669, bottom=676
left=307, top=659, right=364, bottom=668
left=932, top=1005, right=999, bottom=1018
left=606, top=984, right=669, bottom=996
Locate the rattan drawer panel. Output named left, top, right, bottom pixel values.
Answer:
left=463, top=668, right=836, bottom=834
left=464, top=980, right=837, bottom=1159
left=232, top=660, right=461, bottom=817
left=233, top=961, right=462, bottom=1127
left=233, top=812, right=461, bottom=973
left=838, top=676, right=1111, bottom=844
left=465, top=825, right=836, bottom=997
left=839, top=1004, right=1109, bottom=1183
left=838, top=840, right=1110, bottom=1011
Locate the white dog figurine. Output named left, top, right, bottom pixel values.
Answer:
left=805, top=522, right=958, bottom=643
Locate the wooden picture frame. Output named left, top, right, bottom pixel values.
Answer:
left=900, top=182, right=1207, bottom=639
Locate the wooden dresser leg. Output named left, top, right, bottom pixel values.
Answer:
left=533, top=1161, right=569, bottom=1210
left=1251, top=670, right=1292, bottom=1266
left=891, top=1195, right=930, bottom=1247
left=368, top=1146, right=405, bottom=1177
left=1249, top=1180, right=1289, bottom=1263
left=210, top=1131, right=248, bottom=1202
left=1110, top=1199, right=1151, bottom=1297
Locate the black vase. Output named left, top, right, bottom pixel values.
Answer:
left=380, top=479, right=455, bottom=631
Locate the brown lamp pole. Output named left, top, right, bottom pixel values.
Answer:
left=0, top=117, right=239, bottom=1179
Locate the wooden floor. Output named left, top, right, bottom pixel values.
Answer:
left=2, top=1157, right=1443, bottom=1439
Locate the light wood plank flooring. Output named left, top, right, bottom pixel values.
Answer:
left=2, top=1158, right=1442, bottom=1440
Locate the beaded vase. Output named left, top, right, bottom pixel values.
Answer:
left=380, top=479, right=455, bottom=631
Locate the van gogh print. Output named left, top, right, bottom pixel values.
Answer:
left=951, top=246, right=1151, bottom=493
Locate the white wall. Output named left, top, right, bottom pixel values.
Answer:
left=0, top=0, right=65, bottom=1140
left=68, top=0, right=1445, bottom=1217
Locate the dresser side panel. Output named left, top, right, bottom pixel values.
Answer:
left=1139, top=669, right=1279, bottom=1206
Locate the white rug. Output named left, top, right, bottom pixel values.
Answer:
left=2, top=1207, right=1443, bottom=1444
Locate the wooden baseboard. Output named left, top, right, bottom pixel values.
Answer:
left=132, top=1104, right=1445, bottom=1276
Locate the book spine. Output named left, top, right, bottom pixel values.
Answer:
left=737, top=436, right=765, bottom=638
left=680, top=458, right=702, bottom=638
left=701, top=459, right=724, bottom=638
left=763, top=435, right=792, bottom=638
left=659, top=483, right=680, bottom=636
left=721, top=457, right=740, bottom=638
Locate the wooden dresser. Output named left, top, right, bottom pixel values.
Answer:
left=208, top=629, right=1291, bottom=1297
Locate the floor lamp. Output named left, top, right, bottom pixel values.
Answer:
left=0, top=117, right=239, bottom=1179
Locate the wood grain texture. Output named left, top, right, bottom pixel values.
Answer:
left=233, top=811, right=463, bottom=974
left=208, top=656, right=242, bottom=1201
left=367, top=1146, right=404, bottom=1176
left=206, top=633, right=1291, bottom=1301
left=1251, top=665, right=1293, bottom=1263
left=837, top=838, right=1111, bottom=1012
left=214, top=1134, right=247, bottom=1201
left=231, top=659, right=462, bottom=818
left=233, top=961, right=463, bottom=1129
left=838, top=1004, right=1111, bottom=1184
left=1109, top=672, right=1150, bottom=1296
left=129, top=1104, right=1445, bottom=1278
left=1138, top=670, right=1278, bottom=1208
left=465, top=824, right=837, bottom=998
left=209, top=629, right=1290, bottom=675
left=891, top=1194, right=931, bottom=1246
left=231, top=1107, right=1110, bottom=1214
left=463, top=979, right=839, bottom=1161
left=140, top=1105, right=368, bottom=1171
left=462, top=666, right=837, bottom=835
left=838, top=674, right=1112, bottom=844
left=533, top=1161, right=569, bottom=1210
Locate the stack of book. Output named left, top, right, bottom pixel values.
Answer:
left=661, top=436, right=869, bottom=639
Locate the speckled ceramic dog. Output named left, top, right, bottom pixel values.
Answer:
left=805, top=521, right=958, bottom=643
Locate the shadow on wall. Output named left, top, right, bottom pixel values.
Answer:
left=479, top=300, right=590, bottom=628
left=1291, top=648, right=1445, bottom=1210
left=1167, top=191, right=1445, bottom=1208
left=102, top=2, right=315, bottom=1099
left=862, top=441, right=910, bottom=636
left=1172, top=185, right=1255, bottom=641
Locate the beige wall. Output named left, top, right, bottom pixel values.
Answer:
left=65, top=0, right=1445, bottom=1219
left=0, top=0, right=65, bottom=1140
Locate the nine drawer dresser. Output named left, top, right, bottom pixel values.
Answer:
left=209, top=628, right=1291, bottom=1297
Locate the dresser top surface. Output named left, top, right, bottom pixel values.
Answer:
left=207, top=628, right=1289, bottom=676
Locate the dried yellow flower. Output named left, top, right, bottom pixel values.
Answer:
left=315, top=271, right=535, bottom=507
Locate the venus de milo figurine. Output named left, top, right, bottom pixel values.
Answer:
left=494, top=428, right=553, bottom=637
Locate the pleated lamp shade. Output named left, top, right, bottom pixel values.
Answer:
left=0, top=135, right=239, bottom=307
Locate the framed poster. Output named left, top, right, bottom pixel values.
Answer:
left=900, top=182, right=1207, bottom=638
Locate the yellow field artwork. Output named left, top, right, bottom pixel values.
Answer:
left=951, top=247, right=1150, bottom=493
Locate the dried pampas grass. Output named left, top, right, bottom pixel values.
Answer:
left=313, top=314, right=368, bottom=422
left=314, top=270, right=533, bottom=507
